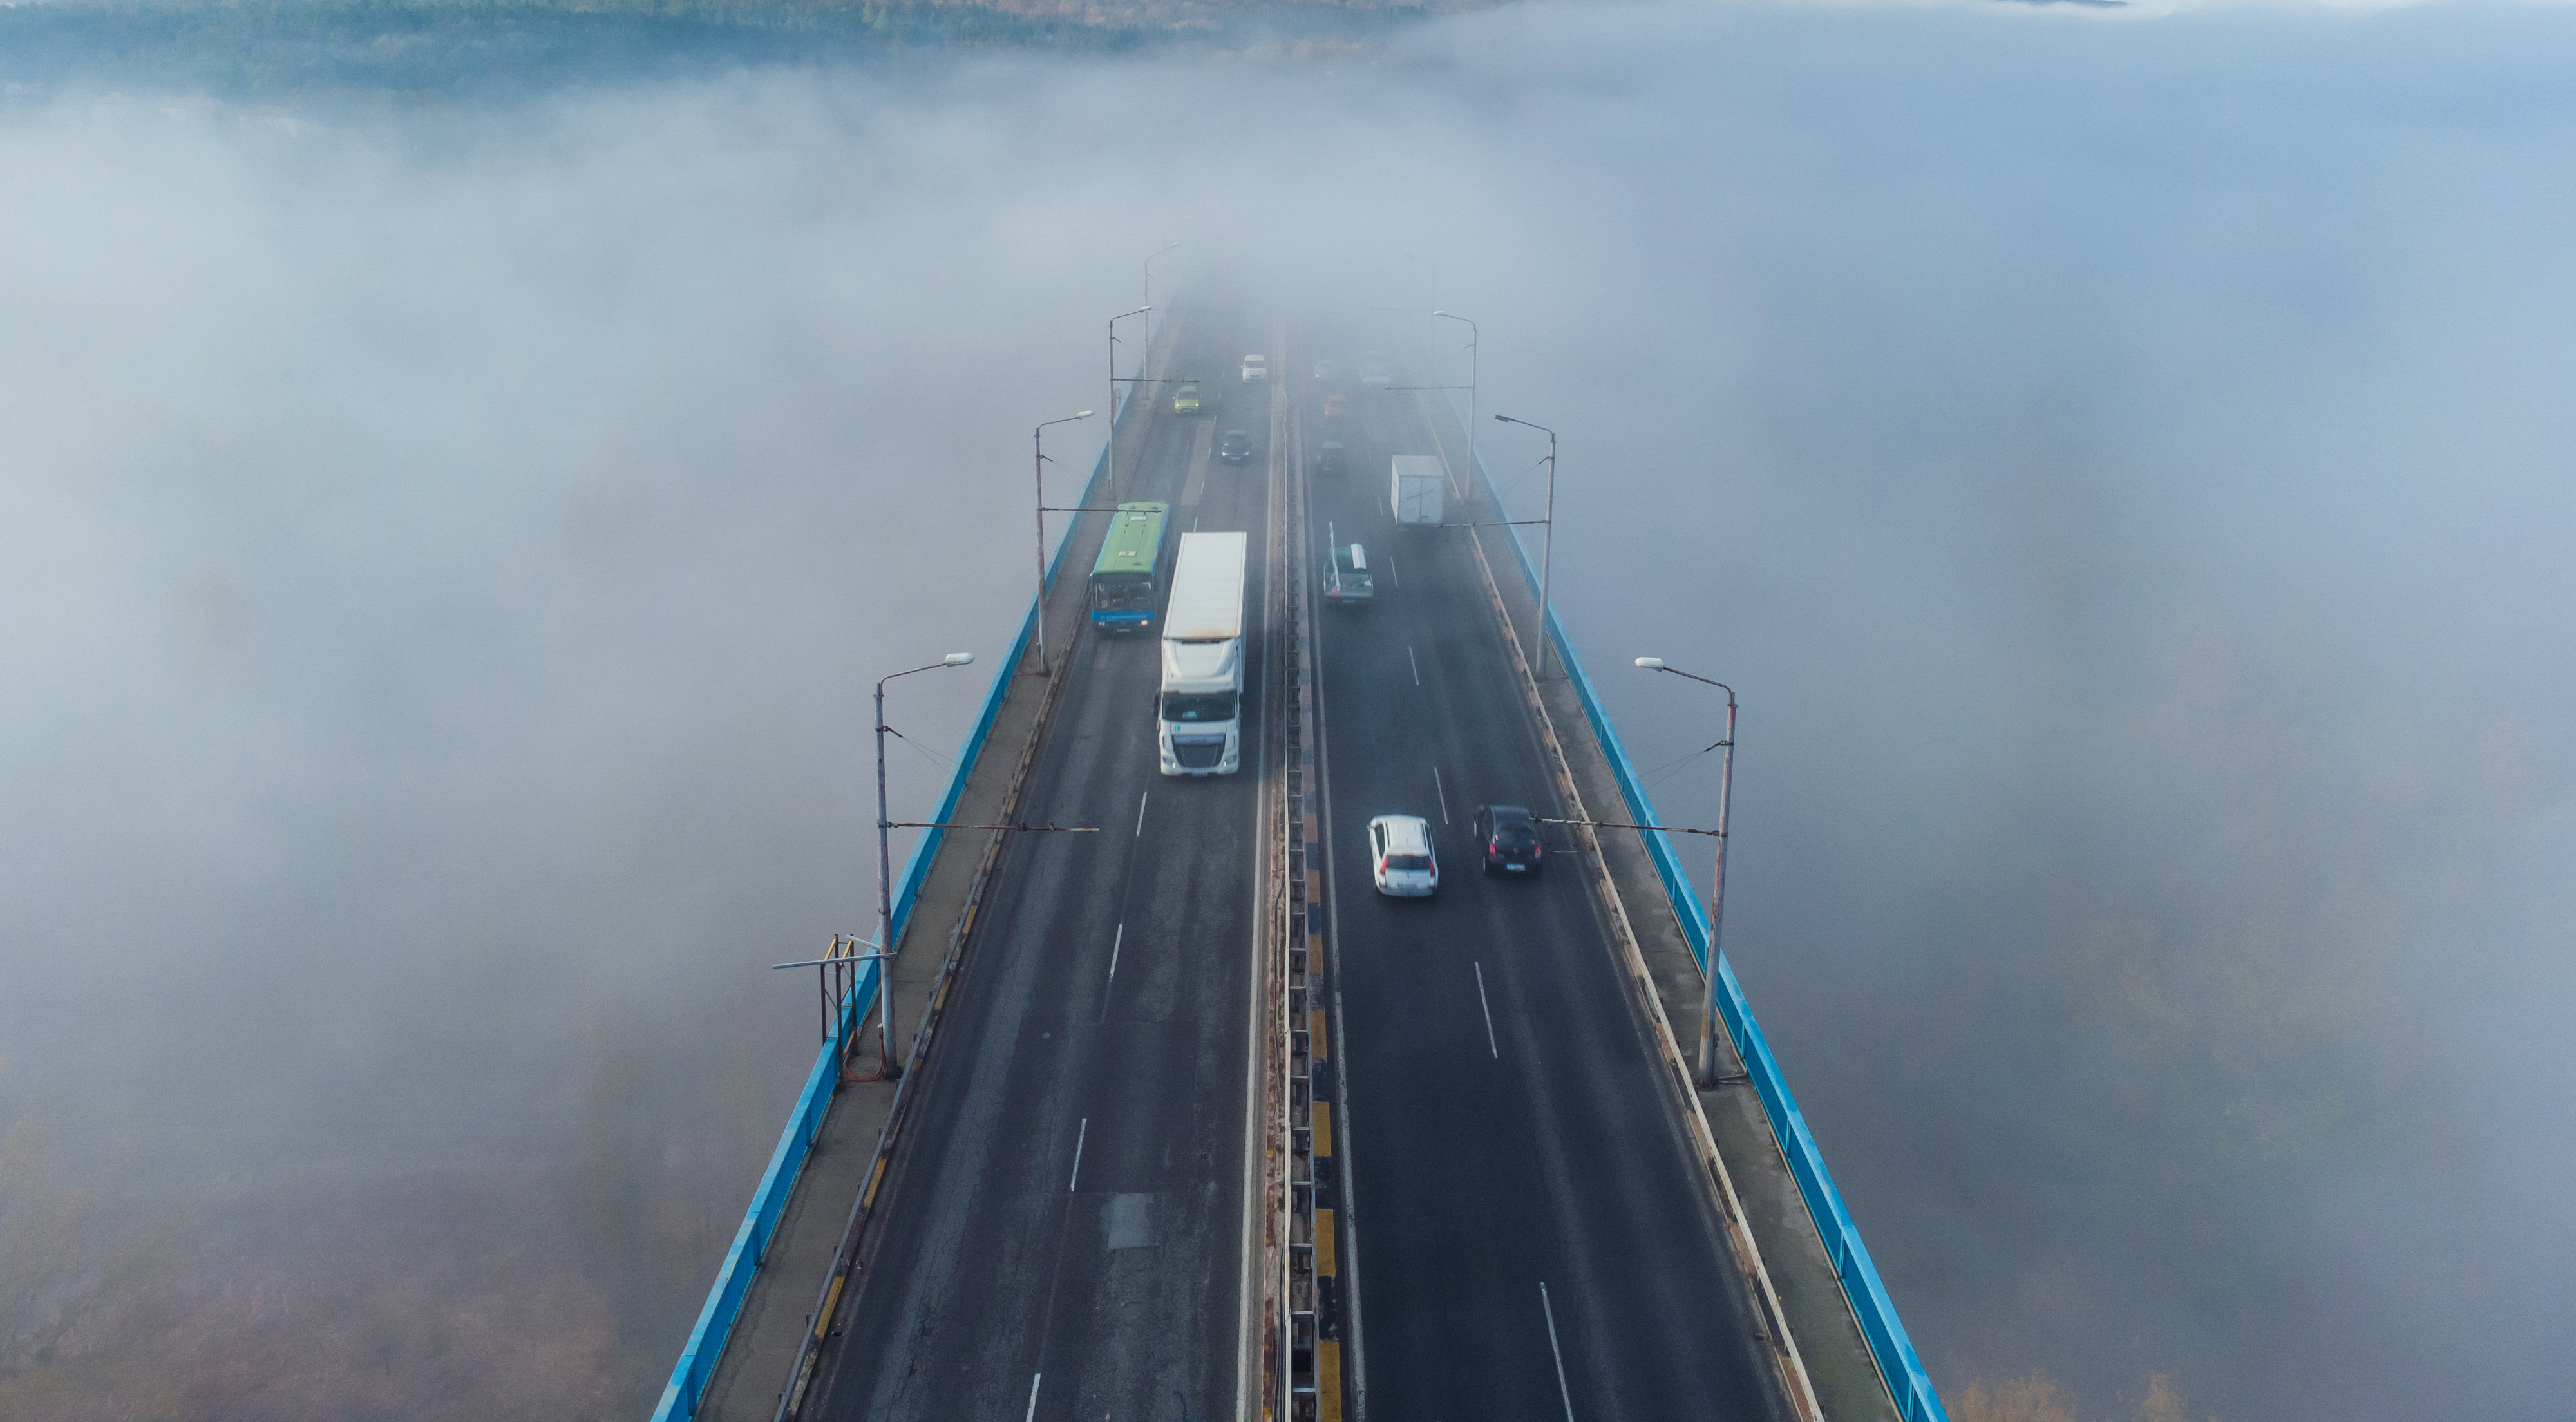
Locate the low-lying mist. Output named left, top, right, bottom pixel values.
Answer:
left=4, top=3, right=2571, bottom=1419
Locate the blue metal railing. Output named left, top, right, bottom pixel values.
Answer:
left=1455, top=404, right=1947, bottom=1422
left=649, top=421, right=1119, bottom=1422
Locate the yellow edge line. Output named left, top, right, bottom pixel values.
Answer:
left=814, top=1275, right=845, bottom=1340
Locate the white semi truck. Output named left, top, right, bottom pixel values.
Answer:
left=1390, top=455, right=1446, bottom=528
left=1159, top=531, right=1248, bottom=777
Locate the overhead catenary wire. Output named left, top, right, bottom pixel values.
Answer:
left=1639, top=738, right=1731, bottom=795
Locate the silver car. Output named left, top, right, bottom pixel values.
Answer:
left=1368, top=814, right=1439, bottom=897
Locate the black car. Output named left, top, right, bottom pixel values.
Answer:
left=1473, top=804, right=1544, bottom=877
left=1218, top=429, right=1254, bottom=464
left=1316, top=441, right=1347, bottom=477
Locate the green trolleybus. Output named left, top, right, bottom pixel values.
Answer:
left=1089, top=502, right=1171, bottom=630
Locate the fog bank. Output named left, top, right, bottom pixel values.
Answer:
left=5, top=3, right=2573, bottom=1417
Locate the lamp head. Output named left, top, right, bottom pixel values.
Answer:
left=1634, top=657, right=1666, bottom=670
left=943, top=652, right=976, bottom=667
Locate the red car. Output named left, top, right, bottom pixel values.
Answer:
left=1322, top=393, right=1352, bottom=419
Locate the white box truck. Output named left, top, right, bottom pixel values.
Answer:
left=1391, top=455, right=1446, bottom=529
left=1159, top=531, right=1248, bottom=777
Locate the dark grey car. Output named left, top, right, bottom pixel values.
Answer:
left=1473, top=804, right=1544, bottom=877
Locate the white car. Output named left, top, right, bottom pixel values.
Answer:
left=1241, top=354, right=1269, bottom=383
left=1367, top=814, right=1439, bottom=897
left=1312, top=357, right=1340, bottom=383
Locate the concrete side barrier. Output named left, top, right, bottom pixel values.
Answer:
left=1453, top=397, right=1947, bottom=1422
left=653, top=965, right=869, bottom=1422
left=649, top=407, right=1125, bottom=1422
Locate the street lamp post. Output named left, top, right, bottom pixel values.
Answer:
left=1031, top=411, right=1095, bottom=675
left=1143, top=241, right=1182, bottom=310
left=873, top=651, right=976, bottom=1078
left=1108, top=305, right=1152, bottom=500
left=1493, top=415, right=1558, bottom=678
left=1634, top=656, right=1738, bottom=1088
left=1432, top=310, right=1477, bottom=485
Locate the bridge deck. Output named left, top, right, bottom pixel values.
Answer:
left=683, top=296, right=1912, bottom=1422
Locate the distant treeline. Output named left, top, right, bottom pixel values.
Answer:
left=0, top=0, right=1181, bottom=100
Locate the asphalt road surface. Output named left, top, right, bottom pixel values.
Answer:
left=1297, top=316, right=1794, bottom=1422
left=805, top=306, right=1275, bottom=1422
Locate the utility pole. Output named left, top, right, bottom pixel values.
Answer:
left=1030, top=410, right=1094, bottom=674
left=871, top=652, right=975, bottom=1078
left=1631, top=657, right=1739, bottom=1087
left=1493, top=415, right=1558, bottom=678
left=1108, top=305, right=1151, bottom=501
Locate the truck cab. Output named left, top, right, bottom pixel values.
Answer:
left=1159, top=638, right=1242, bottom=775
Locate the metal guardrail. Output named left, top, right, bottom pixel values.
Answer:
left=649, top=419, right=1122, bottom=1422
left=1448, top=393, right=1949, bottom=1422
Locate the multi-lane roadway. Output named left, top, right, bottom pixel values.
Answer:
left=791, top=305, right=1793, bottom=1421
left=1294, top=318, right=1792, bottom=1420
left=802, top=308, right=1275, bottom=1422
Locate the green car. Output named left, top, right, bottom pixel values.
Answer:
left=1172, top=383, right=1202, bottom=416
left=1323, top=541, right=1374, bottom=607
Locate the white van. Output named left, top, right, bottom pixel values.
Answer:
left=1390, top=455, right=1445, bottom=528
left=1241, top=354, right=1269, bottom=383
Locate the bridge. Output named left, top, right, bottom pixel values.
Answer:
left=651, top=292, right=1948, bottom=1422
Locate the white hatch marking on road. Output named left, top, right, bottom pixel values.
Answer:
left=1408, top=645, right=1421, bottom=687
left=1068, top=1119, right=1088, bottom=1193
left=1432, top=766, right=1450, bottom=824
left=1023, top=1372, right=1043, bottom=1422
left=1541, top=1282, right=1576, bottom=1421
left=1474, top=961, right=1499, bottom=1059
left=1136, top=792, right=1150, bottom=836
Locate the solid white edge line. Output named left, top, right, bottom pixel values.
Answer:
left=1068, top=1118, right=1087, bottom=1193
left=1474, top=961, right=1499, bottom=1059
left=1540, top=1282, right=1576, bottom=1421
